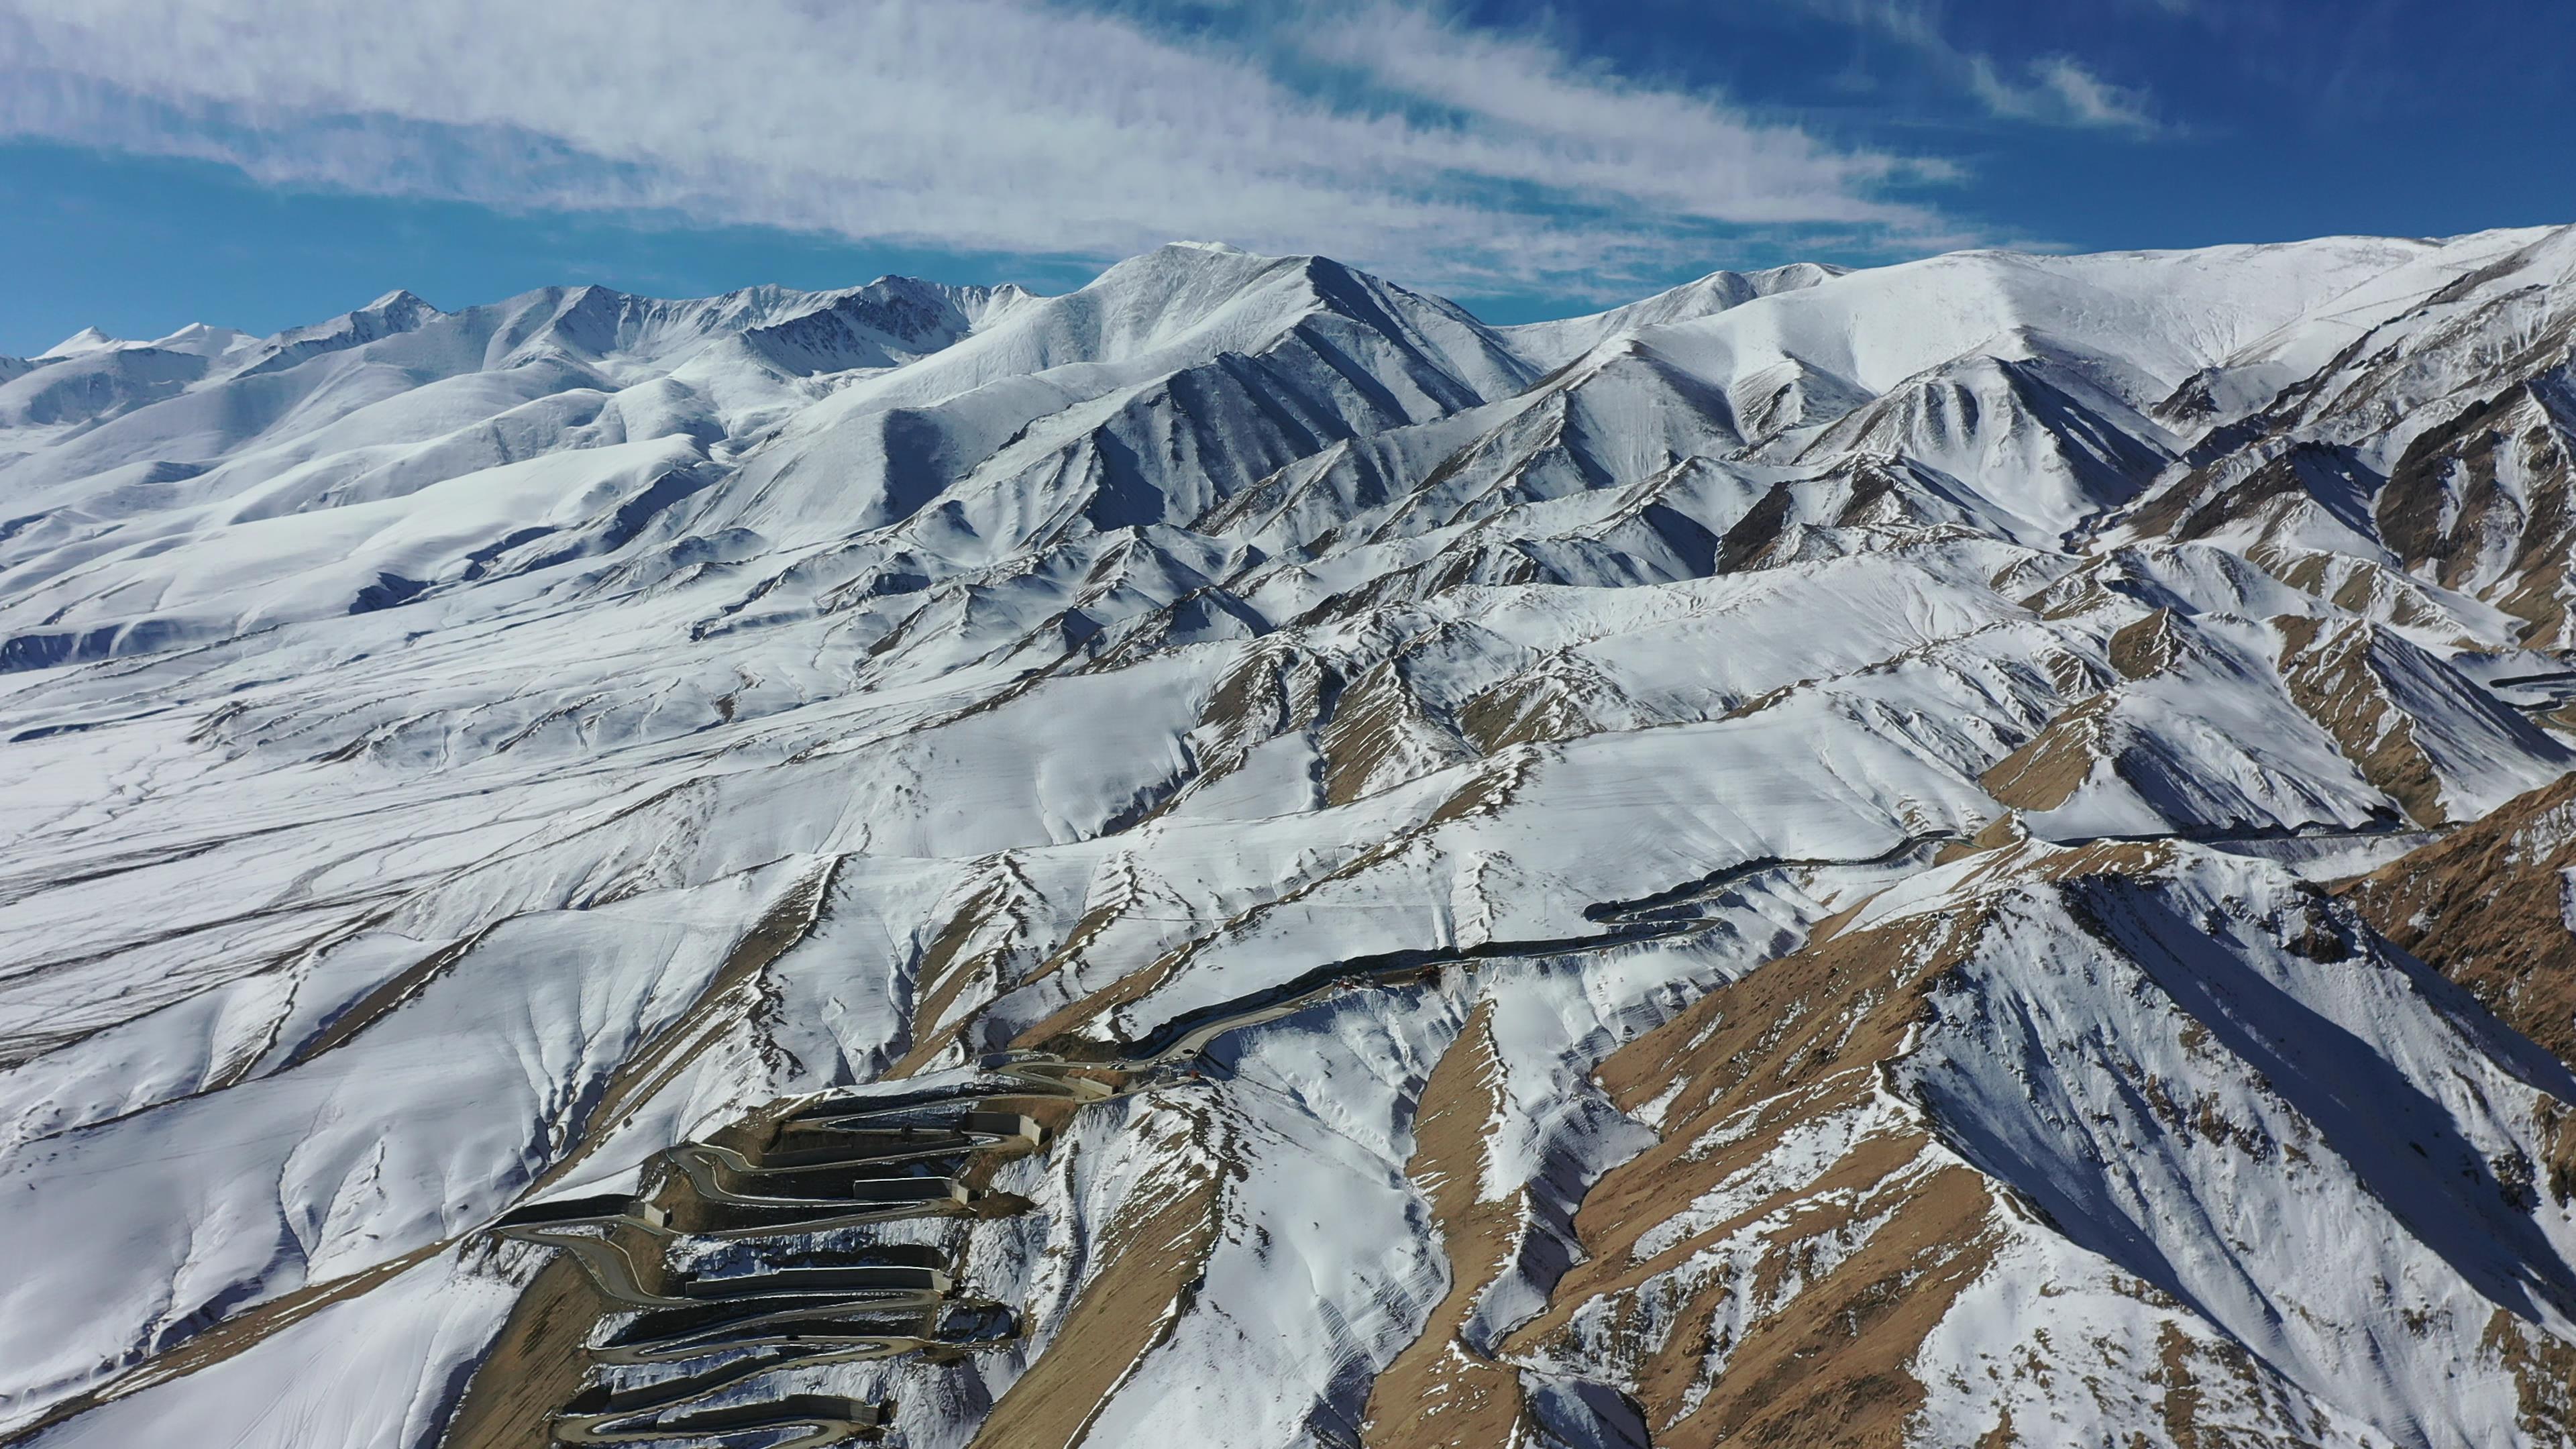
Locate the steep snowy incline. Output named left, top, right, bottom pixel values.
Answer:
left=1516, top=839, right=2576, bottom=1448
left=2112, top=224, right=2576, bottom=643
left=0, top=232, right=2572, bottom=1449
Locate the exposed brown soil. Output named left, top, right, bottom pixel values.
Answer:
left=1502, top=843, right=2206, bottom=1449
left=1360, top=1002, right=1529, bottom=1448
left=995, top=859, right=1159, bottom=1014
left=2273, top=617, right=2447, bottom=826
left=437, top=1252, right=613, bottom=1449
left=285, top=927, right=496, bottom=1067
left=1507, top=902, right=2009, bottom=1449
left=2108, top=608, right=2182, bottom=682
left=1457, top=667, right=1596, bottom=754
left=1006, top=936, right=1199, bottom=1059
left=2259, top=553, right=2456, bottom=637
left=890, top=873, right=1030, bottom=1075
left=434, top=1066, right=1080, bottom=1449
left=2380, top=384, right=2576, bottom=649
left=1191, top=643, right=1327, bottom=793
left=425, top=863, right=845, bottom=1447
left=2124, top=447, right=2308, bottom=545
left=531, top=857, right=841, bottom=1194
left=0, top=860, right=835, bottom=1448
left=1717, top=482, right=1798, bottom=573
left=2481, top=1307, right=2576, bottom=1446
left=1934, top=812, right=2031, bottom=865
left=1982, top=695, right=2114, bottom=812
left=1006, top=808, right=1461, bottom=1057
left=1322, top=661, right=1431, bottom=806
left=967, top=1102, right=1229, bottom=1449
left=2344, top=771, right=2576, bottom=1065
left=2155, top=1322, right=2204, bottom=1449
left=2021, top=557, right=2118, bottom=621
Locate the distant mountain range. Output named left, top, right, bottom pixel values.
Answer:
left=5, top=228, right=2576, bottom=1448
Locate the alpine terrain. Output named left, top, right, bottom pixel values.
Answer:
left=5, top=230, right=2576, bottom=1449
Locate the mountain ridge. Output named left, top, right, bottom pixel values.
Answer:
left=2, top=227, right=2575, bottom=1449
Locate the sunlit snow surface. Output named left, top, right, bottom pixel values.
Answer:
left=3, top=231, right=2576, bottom=1447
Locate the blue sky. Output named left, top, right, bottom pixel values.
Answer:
left=2, top=0, right=2569, bottom=355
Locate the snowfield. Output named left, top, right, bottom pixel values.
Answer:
left=4, top=228, right=2576, bottom=1448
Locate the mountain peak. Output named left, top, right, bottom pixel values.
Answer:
left=38, top=325, right=119, bottom=359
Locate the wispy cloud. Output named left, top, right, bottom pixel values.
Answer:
left=1969, top=54, right=2160, bottom=131
left=1805, top=0, right=2165, bottom=133
left=0, top=0, right=1974, bottom=299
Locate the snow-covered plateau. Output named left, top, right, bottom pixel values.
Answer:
left=4, top=229, right=2576, bottom=1448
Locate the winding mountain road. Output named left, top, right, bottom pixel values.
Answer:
left=488, top=1060, right=1128, bottom=1445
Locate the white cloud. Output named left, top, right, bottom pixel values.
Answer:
left=1971, top=54, right=2161, bottom=131
left=0, top=0, right=1970, bottom=298
left=1806, top=0, right=2165, bottom=133
left=1295, top=5, right=1955, bottom=223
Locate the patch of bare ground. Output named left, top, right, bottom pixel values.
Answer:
left=1007, top=928, right=1213, bottom=1060
left=437, top=1064, right=1070, bottom=1448
left=529, top=856, right=843, bottom=1193
left=1982, top=695, right=2114, bottom=812
left=1933, top=812, right=2030, bottom=865
left=2167, top=1309, right=2351, bottom=1449
left=284, top=925, right=496, bottom=1067
left=997, top=844, right=1425, bottom=1061
left=2343, top=771, right=2576, bottom=1067
left=2019, top=556, right=2119, bottom=621
left=1189, top=643, right=1328, bottom=794
left=421, top=862, right=845, bottom=1446
left=1457, top=660, right=1605, bottom=754
left=890, top=871, right=1035, bottom=1075
left=1322, top=659, right=1463, bottom=806
left=1505, top=902, right=2008, bottom=1449
left=967, top=1100, right=1230, bottom=1449
left=977, top=855, right=1171, bottom=1028
left=2149, top=1320, right=2298, bottom=1449
left=2272, top=616, right=2447, bottom=826
left=2155, top=1324, right=2205, bottom=1449
left=1499, top=843, right=2202, bottom=1448
left=2259, top=552, right=2462, bottom=638
left=2481, top=1307, right=2576, bottom=1446
left=2377, top=381, right=2576, bottom=650
left=436, top=1252, right=611, bottom=1449
left=1360, top=1001, right=1529, bottom=1448
left=2107, top=608, right=2184, bottom=682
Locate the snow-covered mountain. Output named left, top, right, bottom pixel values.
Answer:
left=3, top=229, right=2576, bottom=1449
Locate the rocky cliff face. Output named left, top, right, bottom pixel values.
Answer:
left=3, top=229, right=2575, bottom=1448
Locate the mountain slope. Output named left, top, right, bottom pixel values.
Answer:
left=1, top=231, right=2573, bottom=1449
